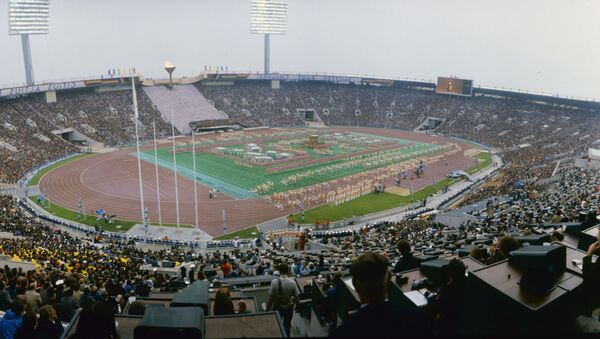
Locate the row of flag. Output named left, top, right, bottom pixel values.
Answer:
left=107, top=68, right=137, bottom=76
left=205, top=65, right=228, bottom=73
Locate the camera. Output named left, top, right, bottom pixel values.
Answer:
left=411, top=278, right=429, bottom=290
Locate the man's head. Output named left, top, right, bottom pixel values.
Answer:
left=277, top=263, right=289, bottom=275
left=350, top=252, right=390, bottom=304
left=499, top=236, right=521, bottom=257
left=397, top=240, right=412, bottom=256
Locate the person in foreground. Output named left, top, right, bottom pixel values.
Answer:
left=330, top=252, right=431, bottom=337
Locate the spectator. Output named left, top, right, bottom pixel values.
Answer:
left=330, top=252, right=430, bottom=337
left=393, top=240, right=420, bottom=273
left=267, top=263, right=300, bottom=337
left=213, top=288, right=234, bottom=316
left=0, top=300, right=25, bottom=339
left=70, top=302, right=118, bottom=339
left=0, top=282, right=12, bottom=312
left=24, top=283, right=42, bottom=315
left=32, top=305, right=63, bottom=339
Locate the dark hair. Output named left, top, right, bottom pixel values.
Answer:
left=499, top=236, right=521, bottom=257
left=277, top=263, right=289, bottom=275
left=74, top=302, right=118, bottom=339
left=10, top=300, right=25, bottom=315
left=397, top=240, right=411, bottom=256
left=128, top=301, right=146, bottom=316
left=551, top=231, right=564, bottom=242
left=213, top=288, right=234, bottom=316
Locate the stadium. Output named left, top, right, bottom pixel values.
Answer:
left=1, top=0, right=600, bottom=338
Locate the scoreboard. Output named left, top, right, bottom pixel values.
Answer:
left=436, top=77, right=473, bottom=97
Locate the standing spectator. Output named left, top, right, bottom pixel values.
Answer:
left=267, top=263, right=300, bottom=337
left=24, top=283, right=42, bottom=315
left=56, top=288, right=77, bottom=323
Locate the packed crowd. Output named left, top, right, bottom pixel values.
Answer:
left=0, top=164, right=596, bottom=336
left=0, top=88, right=174, bottom=183
left=197, top=81, right=600, bottom=203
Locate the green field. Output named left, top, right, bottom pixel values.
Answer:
left=213, top=225, right=260, bottom=240
left=467, top=152, right=492, bottom=174
left=290, top=148, right=494, bottom=223
left=29, top=153, right=94, bottom=186
left=30, top=198, right=192, bottom=233
left=291, top=178, right=458, bottom=223
left=142, top=142, right=442, bottom=197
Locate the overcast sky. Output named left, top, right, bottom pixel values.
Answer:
left=1, top=0, right=599, bottom=99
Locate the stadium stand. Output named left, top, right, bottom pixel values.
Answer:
left=0, top=78, right=599, bottom=336
left=143, top=85, right=229, bottom=134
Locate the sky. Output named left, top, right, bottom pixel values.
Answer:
left=1, top=0, right=599, bottom=99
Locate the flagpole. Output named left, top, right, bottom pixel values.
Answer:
left=191, top=129, right=199, bottom=229
left=171, top=110, right=181, bottom=230
left=132, top=78, right=147, bottom=232
left=153, top=120, right=163, bottom=227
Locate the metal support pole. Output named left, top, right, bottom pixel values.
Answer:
left=264, top=33, right=270, bottom=74
left=152, top=121, right=163, bottom=227
left=192, top=130, right=199, bottom=229
left=21, top=34, right=35, bottom=86
left=132, top=80, right=147, bottom=230
left=171, top=111, right=181, bottom=230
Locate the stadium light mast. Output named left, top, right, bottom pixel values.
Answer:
left=8, top=0, right=50, bottom=86
left=250, top=0, right=288, bottom=74
left=164, top=61, right=176, bottom=88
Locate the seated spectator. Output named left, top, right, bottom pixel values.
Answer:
left=213, top=288, right=234, bottom=315
left=433, top=259, right=467, bottom=335
left=469, top=247, right=489, bottom=264
left=393, top=240, right=420, bottom=273
left=32, top=305, right=63, bottom=339
left=237, top=301, right=250, bottom=314
left=0, top=300, right=25, bottom=339
left=488, top=236, right=521, bottom=264
left=330, top=252, right=430, bottom=337
left=127, top=301, right=147, bottom=316
left=583, top=228, right=600, bottom=315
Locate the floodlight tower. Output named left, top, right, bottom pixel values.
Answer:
left=8, top=0, right=49, bottom=86
left=250, top=0, right=288, bottom=74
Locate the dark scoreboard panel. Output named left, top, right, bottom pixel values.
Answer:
left=436, top=77, right=473, bottom=96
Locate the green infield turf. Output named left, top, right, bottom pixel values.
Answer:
left=141, top=142, right=443, bottom=197
left=30, top=198, right=192, bottom=233
left=29, top=153, right=94, bottom=186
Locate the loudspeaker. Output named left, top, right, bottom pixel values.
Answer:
left=171, top=280, right=210, bottom=315
left=420, top=259, right=450, bottom=285
left=134, top=306, right=204, bottom=339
